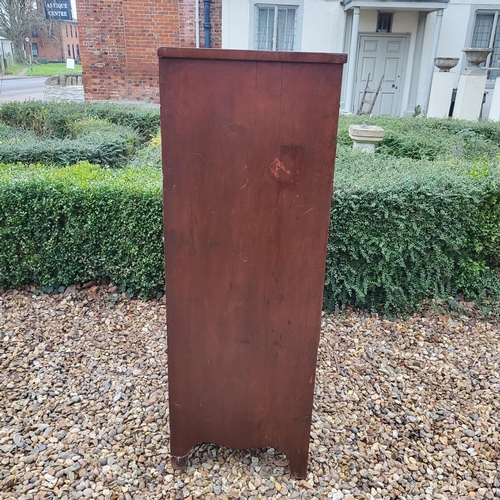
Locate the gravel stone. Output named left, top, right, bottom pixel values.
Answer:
left=1, top=288, right=499, bottom=499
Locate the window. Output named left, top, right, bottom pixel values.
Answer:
left=377, top=12, right=393, bottom=33
left=76, top=45, right=80, bottom=61
left=70, top=25, right=73, bottom=37
left=31, top=30, right=39, bottom=38
left=32, top=43, right=38, bottom=58
left=255, top=5, right=297, bottom=51
left=66, top=25, right=69, bottom=37
left=470, top=11, right=500, bottom=80
left=67, top=44, right=71, bottom=57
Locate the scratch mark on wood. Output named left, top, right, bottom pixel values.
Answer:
left=192, top=152, right=213, bottom=175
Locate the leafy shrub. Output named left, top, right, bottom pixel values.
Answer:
left=1, top=115, right=499, bottom=312
left=0, top=162, right=164, bottom=295
left=1, top=152, right=499, bottom=310
left=377, top=130, right=443, bottom=160
left=87, top=103, right=160, bottom=142
left=127, top=132, right=162, bottom=168
left=0, top=101, right=159, bottom=142
left=324, top=146, right=500, bottom=312
left=428, top=119, right=500, bottom=145
left=0, top=120, right=139, bottom=167
left=0, top=123, right=37, bottom=140
left=338, top=116, right=448, bottom=159
left=337, top=116, right=500, bottom=161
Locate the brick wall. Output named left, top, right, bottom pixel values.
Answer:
left=32, top=27, right=63, bottom=62
left=75, top=0, right=222, bottom=103
left=61, top=21, right=82, bottom=62
left=32, top=21, right=81, bottom=63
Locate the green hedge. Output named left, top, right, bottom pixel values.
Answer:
left=1, top=118, right=500, bottom=311
left=324, top=146, right=500, bottom=312
left=0, top=121, right=139, bottom=167
left=128, top=133, right=162, bottom=168
left=0, top=101, right=160, bottom=142
left=0, top=163, right=163, bottom=295
left=338, top=116, right=500, bottom=161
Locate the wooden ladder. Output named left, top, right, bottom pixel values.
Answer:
left=357, top=73, right=384, bottom=115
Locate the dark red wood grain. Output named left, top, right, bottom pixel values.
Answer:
left=159, top=47, right=345, bottom=479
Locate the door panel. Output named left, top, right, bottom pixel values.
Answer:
left=360, top=57, right=376, bottom=80
left=387, top=41, right=402, bottom=53
left=379, top=93, right=395, bottom=116
left=384, top=58, right=399, bottom=82
left=363, top=40, right=378, bottom=52
left=355, top=35, right=407, bottom=116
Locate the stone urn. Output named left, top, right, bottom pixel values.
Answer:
left=462, top=48, right=492, bottom=75
left=434, top=57, right=459, bottom=72
left=348, top=124, right=385, bottom=153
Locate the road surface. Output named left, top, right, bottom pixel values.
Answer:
left=0, top=77, right=48, bottom=103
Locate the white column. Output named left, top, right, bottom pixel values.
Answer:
left=489, top=78, right=500, bottom=121
left=422, top=9, right=444, bottom=115
left=405, top=11, right=426, bottom=116
left=427, top=72, right=455, bottom=118
left=344, top=7, right=360, bottom=114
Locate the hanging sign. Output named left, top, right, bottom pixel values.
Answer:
left=45, top=1, right=72, bottom=20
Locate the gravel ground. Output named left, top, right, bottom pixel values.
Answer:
left=1, top=287, right=499, bottom=500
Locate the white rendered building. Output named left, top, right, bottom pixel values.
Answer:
left=221, top=0, right=500, bottom=117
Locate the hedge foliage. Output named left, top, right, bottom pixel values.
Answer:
left=1, top=112, right=500, bottom=312
left=0, top=101, right=160, bottom=142
left=0, top=121, right=139, bottom=167
left=338, top=115, right=500, bottom=161
left=0, top=101, right=160, bottom=168
left=128, top=132, right=162, bottom=169
left=325, top=146, right=500, bottom=312
left=0, top=163, right=164, bottom=295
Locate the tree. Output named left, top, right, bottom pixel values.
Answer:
left=0, top=0, right=46, bottom=61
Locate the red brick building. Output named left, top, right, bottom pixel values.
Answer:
left=74, top=0, right=222, bottom=103
left=30, top=20, right=81, bottom=63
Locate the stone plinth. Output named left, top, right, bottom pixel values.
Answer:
left=452, top=48, right=491, bottom=121
left=489, top=78, right=500, bottom=121
left=348, top=124, right=385, bottom=153
left=427, top=71, right=455, bottom=118
left=452, top=73, right=487, bottom=121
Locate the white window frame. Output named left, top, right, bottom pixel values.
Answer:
left=468, top=7, right=500, bottom=84
left=250, top=1, right=303, bottom=52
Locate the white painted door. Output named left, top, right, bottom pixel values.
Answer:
left=355, top=35, right=407, bottom=116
